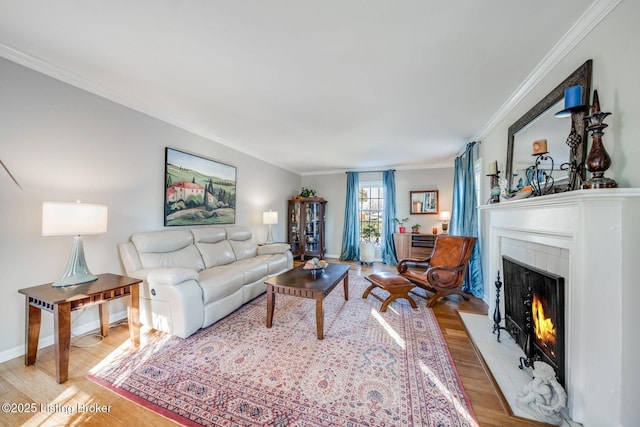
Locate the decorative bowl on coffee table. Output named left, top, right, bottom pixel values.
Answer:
left=303, top=258, right=328, bottom=276
left=305, top=267, right=325, bottom=277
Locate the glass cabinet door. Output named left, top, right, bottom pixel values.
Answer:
left=288, top=198, right=325, bottom=260
left=287, top=202, right=301, bottom=257
left=304, top=203, right=320, bottom=254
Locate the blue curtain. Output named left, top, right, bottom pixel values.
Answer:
left=340, top=172, right=360, bottom=260
left=451, top=142, right=484, bottom=298
left=381, top=170, right=398, bottom=265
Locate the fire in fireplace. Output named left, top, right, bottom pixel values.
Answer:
left=532, top=294, right=557, bottom=357
left=502, top=256, right=565, bottom=387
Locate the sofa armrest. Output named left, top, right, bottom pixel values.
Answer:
left=118, top=242, right=143, bottom=276
left=257, top=243, right=291, bottom=255
left=147, top=268, right=199, bottom=286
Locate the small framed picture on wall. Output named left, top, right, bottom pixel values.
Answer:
left=410, top=190, right=439, bottom=215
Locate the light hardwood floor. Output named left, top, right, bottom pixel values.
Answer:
left=1, top=260, right=549, bottom=426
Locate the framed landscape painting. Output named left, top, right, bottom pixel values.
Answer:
left=164, top=147, right=236, bottom=226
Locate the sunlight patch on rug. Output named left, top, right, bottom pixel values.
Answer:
left=89, top=274, right=478, bottom=426
left=370, top=308, right=406, bottom=349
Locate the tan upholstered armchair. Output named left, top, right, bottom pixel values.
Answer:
left=397, top=235, right=476, bottom=308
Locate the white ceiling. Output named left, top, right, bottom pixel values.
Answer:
left=0, top=1, right=603, bottom=175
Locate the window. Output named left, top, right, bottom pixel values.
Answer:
left=358, top=183, right=383, bottom=242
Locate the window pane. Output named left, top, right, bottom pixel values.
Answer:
left=358, top=183, right=384, bottom=243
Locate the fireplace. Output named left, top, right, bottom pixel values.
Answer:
left=502, top=256, right=565, bottom=387
left=479, top=189, right=640, bottom=425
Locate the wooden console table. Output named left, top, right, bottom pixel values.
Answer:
left=393, top=233, right=436, bottom=260
left=18, top=273, right=141, bottom=383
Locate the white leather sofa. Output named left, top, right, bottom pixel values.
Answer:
left=118, top=226, right=293, bottom=338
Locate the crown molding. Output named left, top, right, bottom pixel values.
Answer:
left=0, top=42, right=285, bottom=171
left=1, top=0, right=622, bottom=175
left=470, top=0, right=622, bottom=144
left=300, top=161, right=455, bottom=176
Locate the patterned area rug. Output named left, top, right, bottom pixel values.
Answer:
left=89, top=274, right=477, bottom=426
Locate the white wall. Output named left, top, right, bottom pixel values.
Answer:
left=302, top=167, right=454, bottom=258
left=477, top=2, right=640, bottom=425
left=0, top=57, right=301, bottom=361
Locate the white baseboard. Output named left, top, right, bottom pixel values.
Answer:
left=0, top=309, right=128, bottom=364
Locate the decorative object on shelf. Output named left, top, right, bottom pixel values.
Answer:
left=554, top=85, right=589, bottom=118
left=561, top=120, right=585, bottom=191
left=263, top=210, right=278, bottom=244
left=501, top=186, right=533, bottom=202
left=487, top=161, right=501, bottom=204
left=298, top=187, right=316, bottom=197
left=42, top=201, right=108, bottom=287
left=438, top=211, right=450, bottom=234
left=411, top=223, right=421, bottom=234
left=432, top=227, right=438, bottom=235
left=532, top=139, right=548, bottom=155
left=394, top=217, right=409, bottom=233
left=410, top=190, right=439, bottom=214
left=582, top=90, right=617, bottom=189
left=526, top=145, right=555, bottom=196
left=488, top=160, right=498, bottom=175
left=164, top=147, right=236, bottom=226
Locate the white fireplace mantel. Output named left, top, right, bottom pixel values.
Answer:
left=479, top=189, right=640, bottom=427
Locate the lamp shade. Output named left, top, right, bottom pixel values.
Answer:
left=438, top=211, right=451, bottom=222
left=42, top=202, right=108, bottom=236
left=263, top=211, right=278, bottom=225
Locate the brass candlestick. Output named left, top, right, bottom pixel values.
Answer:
left=583, top=90, right=617, bottom=189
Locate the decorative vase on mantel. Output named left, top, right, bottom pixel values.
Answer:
left=582, top=90, right=617, bottom=189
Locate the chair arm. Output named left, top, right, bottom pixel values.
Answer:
left=426, top=264, right=466, bottom=288
left=397, top=257, right=431, bottom=273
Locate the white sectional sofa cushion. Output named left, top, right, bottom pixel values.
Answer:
left=119, top=225, right=293, bottom=338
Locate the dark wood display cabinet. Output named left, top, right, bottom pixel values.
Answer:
left=288, top=197, right=327, bottom=260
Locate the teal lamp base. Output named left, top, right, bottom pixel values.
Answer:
left=52, top=235, right=98, bottom=287
left=265, top=225, right=274, bottom=244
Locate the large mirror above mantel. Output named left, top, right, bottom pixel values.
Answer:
left=506, top=59, right=592, bottom=194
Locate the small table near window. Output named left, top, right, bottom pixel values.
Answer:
left=18, top=273, right=141, bottom=383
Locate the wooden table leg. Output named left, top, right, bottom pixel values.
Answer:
left=54, top=302, right=71, bottom=384
left=128, top=283, right=140, bottom=346
left=316, top=296, right=324, bottom=340
left=266, top=285, right=274, bottom=328
left=99, top=301, right=110, bottom=337
left=343, top=274, right=349, bottom=300
left=24, top=299, right=41, bottom=366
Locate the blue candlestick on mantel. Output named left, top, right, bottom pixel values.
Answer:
left=555, top=85, right=584, bottom=117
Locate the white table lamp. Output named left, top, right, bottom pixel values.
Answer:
left=42, top=201, right=108, bottom=287
left=438, top=211, right=451, bottom=234
left=263, top=211, right=278, bottom=244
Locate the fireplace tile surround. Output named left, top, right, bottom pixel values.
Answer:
left=479, top=189, right=640, bottom=427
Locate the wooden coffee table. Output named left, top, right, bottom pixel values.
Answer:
left=265, top=263, right=350, bottom=339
